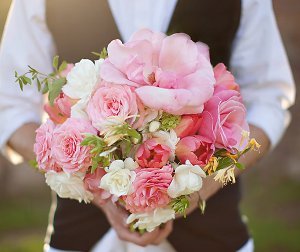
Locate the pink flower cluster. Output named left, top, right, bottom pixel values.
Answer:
left=33, top=28, right=250, bottom=217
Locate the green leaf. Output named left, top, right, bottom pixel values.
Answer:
left=170, top=195, right=190, bottom=218
left=235, top=162, right=245, bottom=170
left=48, top=78, right=65, bottom=105
left=198, top=199, right=206, bottom=214
left=58, top=60, right=68, bottom=73
left=52, top=55, right=59, bottom=70
left=37, top=78, right=42, bottom=91
left=99, top=47, right=108, bottom=59
left=18, top=79, right=23, bottom=91
left=28, top=159, right=39, bottom=170
left=214, top=148, right=228, bottom=157
left=216, top=156, right=234, bottom=170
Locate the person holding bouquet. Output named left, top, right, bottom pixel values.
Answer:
left=0, top=0, right=295, bottom=251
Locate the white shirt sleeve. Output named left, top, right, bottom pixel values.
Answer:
left=0, top=0, right=55, bottom=151
left=230, top=0, right=295, bottom=148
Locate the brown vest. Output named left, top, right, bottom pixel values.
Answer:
left=46, top=1, right=248, bottom=251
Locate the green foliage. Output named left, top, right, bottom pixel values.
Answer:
left=48, top=78, right=65, bottom=105
left=28, top=160, right=39, bottom=170
left=216, top=156, right=235, bottom=170
left=159, top=112, right=181, bottom=131
left=15, top=56, right=68, bottom=103
left=81, top=134, right=110, bottom=172
left=92, top=47, right=108, bottom=59
left=170, top=195, right=190, bottom=218
left=198, top=199, right=206, bottom=214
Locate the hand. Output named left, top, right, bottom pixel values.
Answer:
left=93, top=195, right=173, bottom=246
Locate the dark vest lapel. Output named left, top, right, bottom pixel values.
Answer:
left=47, top=0, right=241, bottom=67
left=168, top=0, right=241, bottom=66
left=46, top=0, right=120, bottom=63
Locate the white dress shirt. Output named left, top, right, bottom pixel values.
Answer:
left=0, top=0, right=295, bottom=153
left=0, top=1, right=294, bottom=251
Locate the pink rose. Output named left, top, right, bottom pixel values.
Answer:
left=34, top=120, right=61, bottom=172
left=100, top=29, right=215, bottom=115
left=174, top=114, right=202, bottom=138
left=213, top=63, right=239, bottom=94
left=135, top=139, right=171, bottom=168
left=44, top=92, right=76, bottom=124
left=86, top=82, right=138, bottom=130
left=51, top=118, right=97, bottom=173
left=199, top=90, right=249, bottom=151
left=123, top=165, right=173, bottom=213
left=84, top=168, right=111, bottom=204
left=176, top=136, right=215, bottom=166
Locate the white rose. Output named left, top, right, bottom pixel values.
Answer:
left=167, top=160, right=206, bottom=198
left=63, top=59, right=98, bottom=99
left=100, top=159, right=137, bottom=197
left=45, top=171, right=93, bottom=203
left=126, top=208, right=175, bottom=232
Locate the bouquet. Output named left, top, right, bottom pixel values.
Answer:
left=16, top=29, right=259, bottom=233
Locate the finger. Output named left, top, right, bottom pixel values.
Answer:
left=152, top=221, right=173, bottom=245
left=118, top=228, right=161, bottom=247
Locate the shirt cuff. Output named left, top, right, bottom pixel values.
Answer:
left=246, top=102, right=291, bottom=149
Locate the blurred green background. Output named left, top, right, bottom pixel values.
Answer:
left=0, top=1, right=300, bottom=251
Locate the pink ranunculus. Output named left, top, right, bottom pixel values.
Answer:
left=86, top=82, right=138, bottom=130
left=100, top=29, right=215, bottom=115
left=51, top=118, right=97, bottom=173
left=199, top=90, right=249, bottom=151
left=213, top=63, right=239, bottom=94
left=135, top=139, right=171, bottom=168
left=123, top=165, right=173, bottom=213
left=44, top=92, right=77, bottom=124
left=60, top=63, right=74, bottom=78
left=174, top=114, right=202, bottom=138
left=84, top=168, right=111, bottom=204
left=176, top=136, right=215, bottom=166
left=34, top=119, right=61, bottom=172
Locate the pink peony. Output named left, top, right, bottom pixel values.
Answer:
left=100, top=29, right=215, bottom=115
left=213, top=63, right=239, bottom=94
left=123, top=165, right=173, bottom=213
left=84, top=168, right=111, bottom=204
left=199, top=90, right=249, bottom=151
left=44, top=92, right=76, bottom=124
left=34, top=119, right=61, bottom=172
left=86, top=82, right=138, bottom=130
left=135, top=139, right=171, bottom=168
left=51, top=118, right=97, bottom=173
left=176, top=136, right=215, bottom=166
left=174, top=114, right=202, bottom=138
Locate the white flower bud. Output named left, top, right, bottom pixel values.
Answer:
left=149, top=121, right=161, bottom=132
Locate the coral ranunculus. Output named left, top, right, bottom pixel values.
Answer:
left=135, top=139, right=171, bottom=168
left=124, top=165, right=173, bottom=213
left=44, top=92, right=76, bottom=124
left=174, top=114, right=202, bottom=138
left=100, top=29, right=215, bottom=115
left=176, top=136, right=215, bottom=166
